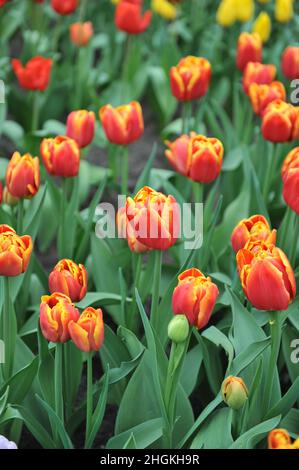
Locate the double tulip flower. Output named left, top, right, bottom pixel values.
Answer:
left=242, top=62, right=276, bottom=95
left=268, top=429, right=299, bottom=449
left=248, top=81, right=286, bottom=117
left=165, top=133, right=223, bottom=183
left=170, top=56, right=211, bottom=101
left=49, top=259, right=87, bottom=302
left=0, top=225, right=33, bottom=277
left=119, top=186, right=180, bottom=251
left=231, top=215, right=277, bottom=253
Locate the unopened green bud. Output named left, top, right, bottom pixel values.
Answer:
left=168, top=315, right=189, bottom=343
left=221, top=376, right=249, bottom=411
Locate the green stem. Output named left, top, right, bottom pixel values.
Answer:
left=192, top=181, right=203, bottom=204
left=17, top=199, right=24, bottom=234
left=121, top=146, right=129, bottom=195
left=262, top=143, right=277, bottom=202
left=85, top=353, right=93, bottom=448
left=263, top=313, right=282, bottom=413
left=182, top=101, right=192, bottom=134
left=289, top=214, right=299, bottom=266
left=79, top=0, right=87, bottom=21
left=54, top=343, right=64, bottom=440
left=278, top=205, right=293, bottom=251
left=150, top=250, right=163, bottom=332
left=127, top=254, right=142, bottom=331
left=108, top=144, right=118, bottom=184
left=31, top=92, right=40, bottom=132
left=52, top=16, right=62, bottom=54
left=1, top=277, right=12, bottom=381
left=58, top=179, right=67, bottom=259
left=122, top=35, right=132, bottom=83
left=75, top=48, right=84, bottom=109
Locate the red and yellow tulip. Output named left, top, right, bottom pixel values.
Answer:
left=170, top=56, right=211, bottom=101
left=66, top=110, right=95, bottom=148
left=281, top=46, right=299, bottom=80
left=248, top=81, right=286, bottom=117
left=261, top=100, right=299, bottom=143
left=236, top=32, right=262, bottom=72
left=40, top=136, right=80, bottom=177
left=172, top=268, right=219, bottom=329
left=70, top=21, right=93, bottom=47
left=49, top=259, right=88, bottom=302
left=6, top=152, right=40, bottom=199
left=0, top=225, right=33, bottom=277
left=231, top=215, right=276, bottom=253
left=69, top=307, right=104, bottom=352
left=242, top=61, right=276, bottom=94
left=281, top=147, right=299, bottom=214
left=115, top=0, right=152, bottom=34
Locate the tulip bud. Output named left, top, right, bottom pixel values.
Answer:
left=231, top=214, right=276, bottom=253
left=49, top=259, right=88, bottom=302
left=2, top=186, right=19, bottom=206
left=170, top=56, right=211, bottom=101
left=281, top=46, right=299, bottom=80
left=69, top=307, right=104, bottom=352
left=40, top=292, right=80, bottom=343
left=70, top=22, right=93, bottom=47
left=253, top=12, right=271, bottom=43
left=216, top=0, right=236, bottom=27
left=172, top=268, right=219, bottom=330
left=151, top=0, right=177, bottom=20
left=99, top=101, right=144, bottom=146
left=236, top=32, right=262, bottom=72
left=235, top=0, right=254, bottom=23
left=168, top=315, right=189, bottom=343
left=40, top=135, right=80, bottom=177
left=6, top=152, right=40, bottom=199
left=0, top=225, right=33, bottom=276
left=12, top=56, right=53, bottom=92
left=237, top=239, right=296, bottom=311
left=268, top=429, right=291, bottom=449
left=66, top=110, right=95, bottom=148
left=115, top=0, right=152, bottom=34
left=221, top=376, right=248, bottom=410
left=242, top=62, right=276, bottom=94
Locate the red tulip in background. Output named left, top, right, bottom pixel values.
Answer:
left=12, top=56, right=53, bottom=92
left=6, top=152, right=40, bottom=199
left=281, top=46, right=299, bottom=80
left=242, top=62, right=276, bottom=94
left=70, top=22, right=93, bottom=47
left=236, top=32, right=262, bottom=72
left=248, top=81, right=286, bottom=117
left=261, top=99, right=299, bottom=143
left=115, top=0, right=152, bottom=34
left=281, top=147, right=299, bottom=214
left=51, top=0, right=78, bottom=15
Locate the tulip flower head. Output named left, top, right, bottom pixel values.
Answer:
left=117, top=206, right=150, bottom=253
left=70, top=22, right=93, bottom=47
left=49, top=259, right=88, bottom=302
left=66, top=110, right=95, bottom=148
left=231, top=215, right=276, bottom=253
left=248, top=81, right=286, bottom=117
left=6, top=152, right=40, bottom=199
left=221, top=376, right=249, bottom=410
left=281, top=46, right=299, bottom=80
left=242, top=62, right=276, bottom=94
left=40, top=292, right=80, bottom=343
left=151, top=0, right=177, bottom=21
left=40, top=136, right=80, bottom=177
left=165, top=133, right=223, bottom=183
left=172, top=268, right=219, bottom=329
left=170, top=56, right=212, bottom=101
left=12, top=56, right=53, bottom=92
left=51, top=0, right=78, bottom=15
left=281, top=147, right=299, bottom=214
left=0, top=225, right=33, bottom=277
left=268, top=429, right=292, bottom=449
left=124, top=186, right=180, bottom=250
left=236, top=240, right=296, bottom=311
left=236, top=32, right=262, bottom=72
left=261, top=100, right=299, bottom=143
left=115, top=0, right=152, bottom=34
left=275, top=0, right=294, bottom=23
left=99, top=101, right=144, bottom=145
left=69, top=307, right=104, bottom=352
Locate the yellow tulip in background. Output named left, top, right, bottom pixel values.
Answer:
left=236, top=0, right=255, bottom=22
left=275, top=0, right=294, bottom=23
left=253, top=11, right=271, bottom=43
left=152, top=0, right=177, bottom=20
left=216, top=0, right=254, bottom=27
